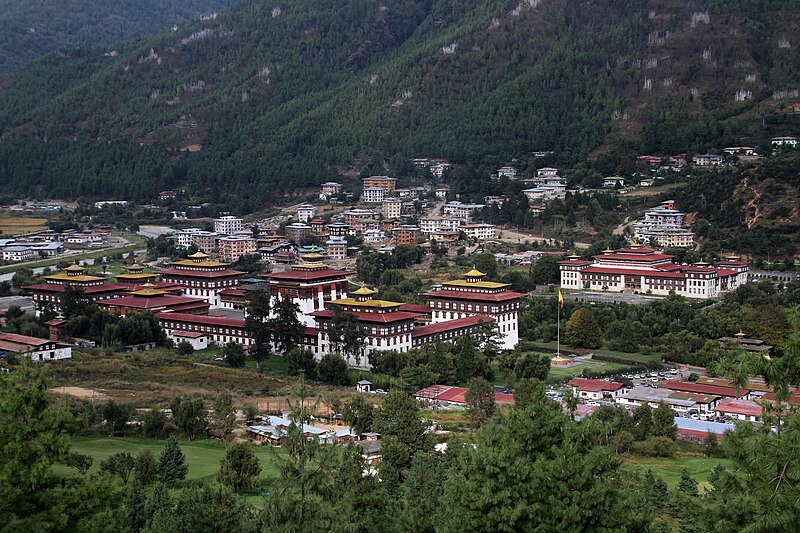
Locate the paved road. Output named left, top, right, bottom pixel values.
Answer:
left=0, top=296, right=35, bottom=314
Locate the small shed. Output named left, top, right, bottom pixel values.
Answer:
left=356, top=380, right=373, bottom=393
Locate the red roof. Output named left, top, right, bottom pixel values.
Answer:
left=308, top=309, right=421, bottom=324
left=412, top=315, right=494, bottom=338
left=159, top=268, right=243, bottom=278
left=97, top=295, right=208, bottom=310
left=219, top=288, right=246, bottom=297
left=761, top=389, right=800, bottom=403
left=713, top=398, right=762, bottom=417
left=677, top=428, right=723, bottom=440
left=595, top=253, right=674, bottom=262
left=0, top=332, right=50, bottom=347
left=614, top=247, right=656, bottom=254
left=156, top=312, right=246, bottom=329
left=265, top=269, right=353, bottom=282
left=23, top=282, right=131, bottom=294
left=399, top=303, right=431, bottom=314
left=172, top=330, right=207, bottom=339
left=414, top=385, right=514, bottom=404
left=580, top=266, right=686, bottom=279
left=422, top=289, right=525, bottom=302
left=665, top=381, right=748, bottom=398
left=568, top=378, right=624, bottom=392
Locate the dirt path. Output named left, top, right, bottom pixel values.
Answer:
left=50, top=386, right=108, bottom=400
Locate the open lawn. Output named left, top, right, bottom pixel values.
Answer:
left=623, top=455, right=733, bottom=491
left=47, top=348, right=293, bottom=406
left=58, top=436, right=286, bottom=489
left=548, top=360, right=631, bottom=380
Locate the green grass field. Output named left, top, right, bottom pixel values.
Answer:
left=548, top=360, right=631, bottom=380
left=623, top=455, right=733, bottom=491
left=59, top=436, right=286, bottom=489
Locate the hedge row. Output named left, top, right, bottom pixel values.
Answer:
left=591, top=353, right=664, bottom=369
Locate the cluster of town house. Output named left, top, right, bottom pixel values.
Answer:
left=26, top=254, right=524, bottom=368
left=559, top=245, right=748, bottom=298
left=0, top=229, right=112, bottom=263
left=170, top=175, right=501, bottom=266
left=632, top=200, right=695, bottom=248
left=569, top=372, right=797, bottom=427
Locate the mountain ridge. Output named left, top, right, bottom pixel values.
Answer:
left=0, top=0, right=798, bottom=208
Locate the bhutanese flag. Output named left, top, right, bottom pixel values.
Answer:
left=558, top=290, right=564, bottom=308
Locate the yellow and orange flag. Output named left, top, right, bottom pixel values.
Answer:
left=558, top=290, right=564, bottom=308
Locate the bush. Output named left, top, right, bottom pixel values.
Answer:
left=591, top=353, right=663, bottom=369
left=176, top=341, right=194, bottom=355
left=631, top=436, right=676, bottom=458
left=317, top=353, right=350, bottom=386
left=285, top=347, right=317, bottom=378
left=222, top=342, right=246, bottom=368
left=143, top=409, right=166, bottom=439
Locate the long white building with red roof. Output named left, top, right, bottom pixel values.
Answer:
left=559, top=247, right=747, bottom=299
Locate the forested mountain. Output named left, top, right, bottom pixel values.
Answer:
left=0, top=0, right=241, bottom=74
left=0, top=0, right=798, bottom=209
left=675, top=152, right=800, bottom=257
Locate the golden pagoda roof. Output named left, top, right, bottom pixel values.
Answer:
left=332, top=297, right=401, bottom=308
left=567, top=253, right=581, bottom=259
left=727, top=255, right=741, bottom=260
left=292, top=262, right=328, bottom=271
left=63, top=264, right=85, bottom=272
left=170, top=259, right=229, bottom=268
left=44, top=272, right=103, bottom=282
left=352, top=286, right=377, bottom=296
left=127, top=263, right=145, bottom=270
left=188, top=251, right=209, bottom=259
left=117, top=272, right=157, bottom=280
left=129, top=287, right=167, bottom=297
left=300, top=252, right=326, bottom=260
left=693, top=261, right=710, bottom=266
left=443, top=279, right=510, bottom=289
left=464, top=268, right=486, bottom=277
left=602, top=248, right=615, bottom=253
left=735, top=330, right=746, bottom=338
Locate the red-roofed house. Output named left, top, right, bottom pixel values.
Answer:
left=713, top=398, right=764, bottom=422
left=568, top=378, right=626, bottom=400
left=415, top=385, right=515, bottom=407
left=665, top=380, right=750, bottom=399
left=0, top=332, right=72, bottom=362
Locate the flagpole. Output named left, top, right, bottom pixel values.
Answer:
left=557, top=294, right=560, bottom=357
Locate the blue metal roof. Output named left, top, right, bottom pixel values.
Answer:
left=674, top=417, right=735, bottom=435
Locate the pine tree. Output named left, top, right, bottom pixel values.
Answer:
left=632, top=404, right=653, bottom=441
left=677, top=468, right=698, bottom=498
left=216, top=442, right=261, bottom=493
left=122, top=475, right=147, bottom=532
left=157, top=437, right=188, bottom=486
left=652, top=402, right=677, bottom=439
left=465, top=377, right=496, bottom=427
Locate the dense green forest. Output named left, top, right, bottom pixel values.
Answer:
left=0, top=0, right=798, bottom=208
left=0, top=0, right=241, bottom=74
